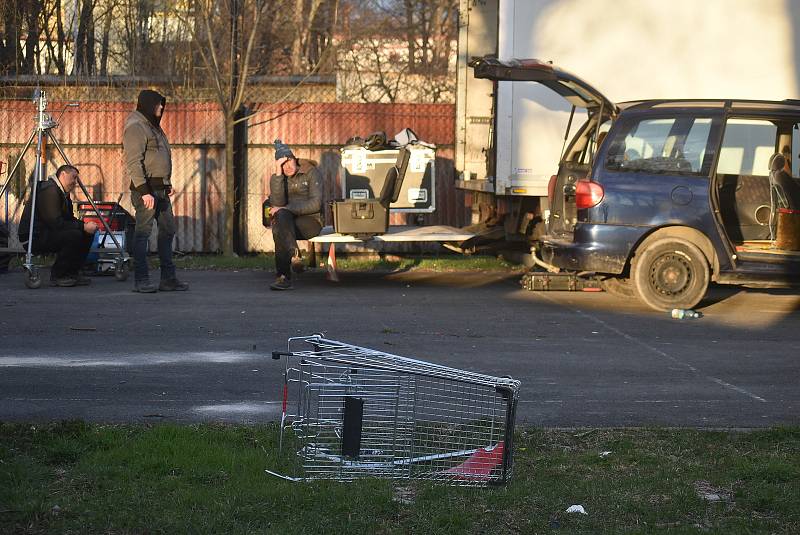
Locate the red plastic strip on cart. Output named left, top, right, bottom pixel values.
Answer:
left=444, top=441, right=505, bottom=480
left=282, top=383, right=288, bottom=413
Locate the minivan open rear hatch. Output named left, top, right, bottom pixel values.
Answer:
left=470, top=56, right=618, bottom=243
left=470, top=56, right=618, bottom=116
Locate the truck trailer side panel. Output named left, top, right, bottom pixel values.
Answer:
left=457, top=0, right=800, bottom=210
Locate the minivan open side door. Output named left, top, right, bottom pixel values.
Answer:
left=470, top=56, right=618, bottom=239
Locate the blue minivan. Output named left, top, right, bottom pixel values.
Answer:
left=473, top=57, right=800, bottom=311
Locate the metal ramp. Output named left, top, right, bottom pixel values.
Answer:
left=309, top=225, right=475, bottom=244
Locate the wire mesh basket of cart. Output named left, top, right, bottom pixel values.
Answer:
left=266, top=335, right=521, bottom=487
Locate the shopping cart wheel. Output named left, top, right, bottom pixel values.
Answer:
left=24, top=266, right=42, bottom=289
left=114, top=258, right=129, bottom=281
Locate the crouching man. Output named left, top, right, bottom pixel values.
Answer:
left=18, top=165, right=97, bottom=287
left=268, top=140, right=322, bottom=290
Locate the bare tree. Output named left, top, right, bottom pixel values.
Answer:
left=97, top=0, right=117, bottom=76
left=289, top=0, right=338, bottom=73
left=39, top=0, right=68, bottom=75
left=23, top=0, right=42, bottom=74
left=175, top=0, right=270, bottom=254
left=403, top=0, right=456, bottom=73
left=1, top=0, right=341, bottom=80
left=0, top=0, right=44, bottom=75
left=0, top=3, right=20, bottom=74
left=336, top=0, right=457, bottom=103
left=118, top=0, right=156, bottom=75
left=72, top=0, right=97, bottom=75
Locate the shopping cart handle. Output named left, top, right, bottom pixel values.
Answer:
left=272, top=351, right=292, bottom=360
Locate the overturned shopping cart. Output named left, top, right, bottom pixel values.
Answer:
left=266, top=335, right=521, bottom=486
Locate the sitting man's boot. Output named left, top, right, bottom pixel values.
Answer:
left=133, top=279, right=158, bottom=293
left=290, top=252, right=306, bottom=274
left=270, top=274, right=293, bottom=291
left=159, top=278, right=189, bottom=292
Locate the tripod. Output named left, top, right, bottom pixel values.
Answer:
left=0, top=89, right=130, bottom=288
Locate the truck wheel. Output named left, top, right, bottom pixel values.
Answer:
left=600, top=276, right=635, bottom=298
left=631, top=238, right=709, bottom=311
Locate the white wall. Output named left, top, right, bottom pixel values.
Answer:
left=496, top=0, right=800, bottom=195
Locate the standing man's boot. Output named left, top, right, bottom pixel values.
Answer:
left=156, top=231, right=187, bottom=292
left=132, top=231, right=155, bottom=293
left=133, top=280, right=157, bottom=293
left=159, top=278, right=189, bottom=291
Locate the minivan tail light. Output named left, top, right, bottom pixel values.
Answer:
left=547, top=175, right=557, bottom=203
left=575, top=179, right=604, bottom=209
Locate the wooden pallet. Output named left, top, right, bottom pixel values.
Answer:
left=734, top=240, right=800, bottom=257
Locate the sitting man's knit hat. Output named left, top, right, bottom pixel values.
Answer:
left=274, top=139, right=294, bottom=161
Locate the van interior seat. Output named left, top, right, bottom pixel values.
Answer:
left=768, top=153, right=800, bottom=211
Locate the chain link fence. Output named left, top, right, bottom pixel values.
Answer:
left=0, top=99, right=225, bottom=252
left=0, top=97, right=462, bottom=253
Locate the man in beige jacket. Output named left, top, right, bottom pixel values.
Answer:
left=123, top=90, right=188, bottom=293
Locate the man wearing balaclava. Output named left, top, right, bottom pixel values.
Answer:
left=267, top=139, right=322, bottom=290
left=122, top=89, right=188, bottom=293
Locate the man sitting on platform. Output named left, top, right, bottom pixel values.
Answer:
left=268, top=140, right=322, bottom=291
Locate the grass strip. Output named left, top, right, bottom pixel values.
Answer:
left=168, top=253, right=523, bottom=272
left=6, top=253, right=522, bottom=273
left=1, top=423, right=798, bottom=534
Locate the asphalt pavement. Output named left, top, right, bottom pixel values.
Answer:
left=1, top=267, right=798, bottom=428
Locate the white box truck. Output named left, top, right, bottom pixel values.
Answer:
left=455, top=0, right=800, bottom=246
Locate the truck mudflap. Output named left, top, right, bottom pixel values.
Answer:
left=520, top=271, right=602, bottom=291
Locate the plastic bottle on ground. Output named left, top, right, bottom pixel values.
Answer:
left=671, top=308, right=702, bottom=319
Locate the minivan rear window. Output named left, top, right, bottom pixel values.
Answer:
left=605, top=116, right=713, bottom=175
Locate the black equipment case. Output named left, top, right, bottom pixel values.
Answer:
left=520, top=271, right=602, bottom=291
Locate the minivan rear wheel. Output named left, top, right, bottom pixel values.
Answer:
left=631, top=238, right=709, bottom=311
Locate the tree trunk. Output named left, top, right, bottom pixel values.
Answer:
left=40, top=0, right=66, bottom=75
left=0, top=7, right=12, bottom=73
left=24, top=0, right=40, bottom=74
left=404, top=0, right=415, bottom=72
left=99, top=0, right=113, bottom=76
left=73, top=0, right=96, bottom=75
left=55, top=0, right=65, bottom=74
left=290, top=0, right=305, bottom=73
left=419, top=0, right=430, bottom=69
left=85, top=0, right=95, bottom=73
left=223, top=114, right=235, bottom=256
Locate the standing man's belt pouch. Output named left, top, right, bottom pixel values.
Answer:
left=148, top=177, right=168, bottom=190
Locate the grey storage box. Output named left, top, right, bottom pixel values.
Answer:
left=340, top=144, right=435, bottom=213
left=333, top=148, right=411, bottom=237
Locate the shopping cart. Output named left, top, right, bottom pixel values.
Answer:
left=266, top=335, right=521, bottom=486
